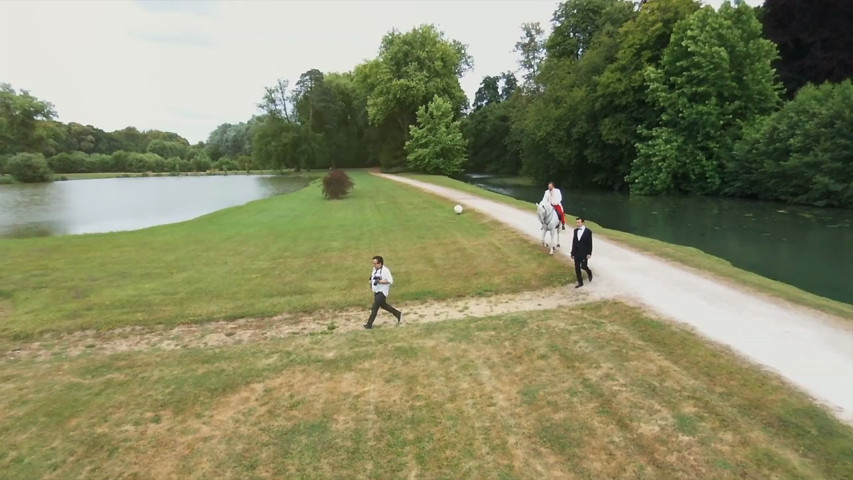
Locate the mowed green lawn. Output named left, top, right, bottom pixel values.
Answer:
left=0, top=171, right=565, bottom=338
left=1, top=302, right=850, bottom=479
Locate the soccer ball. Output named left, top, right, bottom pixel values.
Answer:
left=454, top=204, right=463, bottom=215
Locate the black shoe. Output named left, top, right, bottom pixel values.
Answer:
left=575, top=283, right=583, bottom=288
left=396, top=312, right=403, bottom=325
left=363, top=324, right=372, bottom=329
left=562, top=225, right=566, bottom=230
left=588, top=272, right=593, bottom=282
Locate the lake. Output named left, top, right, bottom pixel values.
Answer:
left=461, top=174, right=853, bottom=305
left=0, top=175, right=310, bottom=238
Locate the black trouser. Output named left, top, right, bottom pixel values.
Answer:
left=574, top=257, right=592, bottom=285
left=366, top=292, right=400, bottom=327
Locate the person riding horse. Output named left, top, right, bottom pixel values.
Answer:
left=542, top=182, right=566, bottom=230
left=536, top=201, right=561, bottom=255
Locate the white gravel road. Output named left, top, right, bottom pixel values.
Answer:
left=379, top=173, right=853, bottom=423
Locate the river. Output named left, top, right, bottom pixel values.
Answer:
left=461, top=175, right=853, bottom=305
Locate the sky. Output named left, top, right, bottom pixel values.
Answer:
left=0, top=0, right=761, bottom=144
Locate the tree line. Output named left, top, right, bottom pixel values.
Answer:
left=2, top=0, right=850, bottom=207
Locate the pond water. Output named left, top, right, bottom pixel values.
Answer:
left=0, top=175, right=310, bottom=238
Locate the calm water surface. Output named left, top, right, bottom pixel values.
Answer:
left=462, top=175, right=853, bottom=305
left=0, top=175, right=310, bottom=238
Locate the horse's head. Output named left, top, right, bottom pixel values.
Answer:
left=535, top=201, right=553, bottom=222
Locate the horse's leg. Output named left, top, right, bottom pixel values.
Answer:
left=549, top=228, right=556, bottom=254
left=556, top=226, right=561, bottom=248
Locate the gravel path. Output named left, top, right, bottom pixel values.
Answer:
left=380, top=173, right=853, bottom=423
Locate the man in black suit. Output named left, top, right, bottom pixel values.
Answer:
left=570, top=217, right=593, bottom=288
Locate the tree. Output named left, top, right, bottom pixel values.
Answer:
left=591, top=0, right=699, bottom=190
left=513, top=0, right=635, bottom=187
left=472, top=76, right=501, bottom=111
left=405, top=95, right=468, bottom=175
left=252, top=116, right=290, bottom=171
left=358, top=25, right=472, bottom=170
left=206, top=122, right=252, bottom=162
left=6, top=152, right=52, bottom=182
left=514, top=22, right=547, bottom=90
left=293, top=69, right=335, bottom=169
left=146, top=139, right=187, bottom=159
left=629, top=2, right=782, bottom=195
left=0, top=83, right=57, bottom=154
left=761, top=0, right=853, bottom=98
left=323, top=72, right=369, bottom=168
left=725, top=80, right=853, bottom=207
left=259, top=78, right=294, bottom=121
left=546, top=0, right=631, bottom=61
left=463, top=73, right=522, bottom=173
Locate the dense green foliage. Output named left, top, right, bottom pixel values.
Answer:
left=760, top=0, right=853, bottom=99
left=405, top=95, right=468, bottom=175
left=2, top=2, right=850, bottom=206
left=6, top=152, right=52, bottom=183
left=725, top=81, right=853, bottom=207
left=629, top=2, right=781, bottom=195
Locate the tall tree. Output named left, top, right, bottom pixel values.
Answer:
left=472, top=76, right=501, bottom=111
left=514, top=22, right=547, bottom=91
left=358, top=24, right=472, bottom=170
left=514, top=0, right=635, bottom=187
left=259, top=79, right=295, bottom=121
left=761, top=0, right=853, bottom=98
left=591, top=0, right=699, bottom=190
left=0, top=83, right=57, bottom=154
left=725, top=80, right=853, bottom=207
left=406, top=95, right=467, bottom=176
left=629, top=2, right=782, bottom=195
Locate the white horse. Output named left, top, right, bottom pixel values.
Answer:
left=536, top=201, right=561, bottom=255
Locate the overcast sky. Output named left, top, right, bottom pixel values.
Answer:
left=0, top=0, right=761, bottom=144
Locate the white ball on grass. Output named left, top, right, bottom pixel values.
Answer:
left=454, top=204, right=463, bottom=214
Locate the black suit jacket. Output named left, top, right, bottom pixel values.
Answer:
left=570, top=227, right=593, bottom=258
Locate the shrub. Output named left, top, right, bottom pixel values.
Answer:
left=86, top=153, right=113, bottom=173
left=47, top=151, right=88, bottom=173
left=6, top=153, right=53, bottom=183
left=322, top=169, right=354, bottom=200
left=726, top=80, right=853, bottom=207
left=0, top=154, right=11, bottom=175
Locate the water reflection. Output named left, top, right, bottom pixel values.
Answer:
left=463, top=175, right=853, bottom=304
left=0, top=175, right=309, bottom=238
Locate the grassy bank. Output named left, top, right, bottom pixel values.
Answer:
left=1, top=301, right=850, bottom=479
left=404, top=174, right=853, bottom=320
left=0, top=171, right=566, bottom=339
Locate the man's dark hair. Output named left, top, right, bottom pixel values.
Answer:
left=576, top=217, right=584, bottom=223
left=373, top=255, right=384, bottom=265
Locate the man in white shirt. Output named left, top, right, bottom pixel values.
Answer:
left=542, top=182, right=566, bottom=230
left=364, top=255, right=403, bottom=329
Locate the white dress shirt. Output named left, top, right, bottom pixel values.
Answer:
left=543, top=188, right=563, bottom=206
left=576, top=226, right=585, bottom=241
left=369, top=265, right=394, bottom=296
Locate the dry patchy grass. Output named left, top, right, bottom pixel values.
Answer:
left=1, top=301, right=850, bottom=479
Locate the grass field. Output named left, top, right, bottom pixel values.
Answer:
left=1, top=170, right=851, bottom=478
left=1, top=302, right=850, bottom=479
left=0, top=171, right=566, bottom=338
left=404, top=174, right=853, bottom=320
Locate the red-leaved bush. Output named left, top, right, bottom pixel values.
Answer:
left=322, top=169, right=354, bottom=199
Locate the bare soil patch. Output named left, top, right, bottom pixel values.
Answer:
left=2, top=285, right=616, bottom=361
